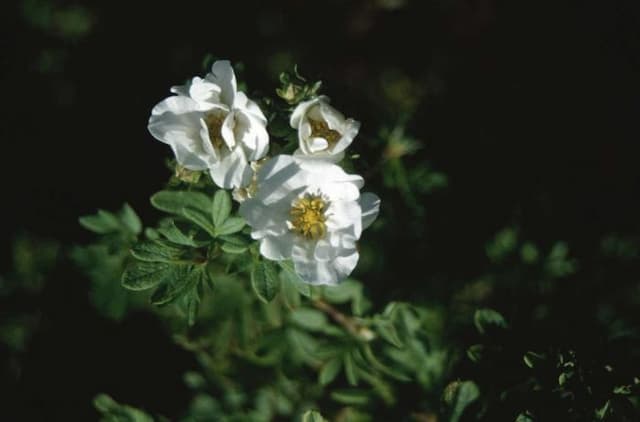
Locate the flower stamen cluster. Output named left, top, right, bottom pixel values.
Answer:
left=289, top=193, right=329, bottom=240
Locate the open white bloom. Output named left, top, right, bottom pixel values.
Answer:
left=148, top=60, right=269, bottom=189
left=240, top=155, right=380, bottom=285
left=290, top=96, right=360, bottom=162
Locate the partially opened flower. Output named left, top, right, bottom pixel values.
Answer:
left=240, top=155, right=380, bottom=285
left=290, top=96, right=360, bottom=162
left=148, top=60, right=269, bottom=189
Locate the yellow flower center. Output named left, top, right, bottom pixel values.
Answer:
left=204, top=112, right=226, bottom=150
left=309, top=119, right=341, bottom=149
left=290, top=193, right=329, bottom=240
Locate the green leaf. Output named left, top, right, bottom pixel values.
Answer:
left=212, top=189, right=232, bottom=227
left=121, top=261, right=172, bottom=291
left=157, top=220, right=199, bottom=247
left=474, top=308, right=508, bottom=334
left=215, top=217, right=246, bottom=236
left=182, top=208, right=216, bottom=237
left=373, top=318, right=403, bottom=347
left=301, top=410, right=327, bottom=422
left=119, top=203, right=142, bottom=235
left=448, top=381, right=480, bottom=422
left=343, top=352, right=359, bottom=386
left=251, top=260, right=280, bottom=303
left=150, top=190, right=212, bottom=215
left=516, top=411, right=535, bottom=422
left=330, top=389, right=370, bottom=406
left=467, top=344, right=485, bottom=363
left=149, top=265, right=199, bottom=306
left=130, top=240, right=184, bottom=263
left=93, top=393, right=154, bottom=422
left=79, top=210, right=121, bottom=234
left=219, top=235, right=249, bottom=254
left=289, top=308, right=328, bottom=331
left=319, top=357, right=342, bottom=386
left=523, top=351, right=546, bottom=369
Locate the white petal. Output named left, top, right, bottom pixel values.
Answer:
left=189, top=76, right=222, bottom=107
left=359, top=192, right=380, bottom=230
left=332, top=119, right=360, bottom=155
left=206, top=60, right=237, bottom=106
left=148, top=96, right=210, bottom=169
left=319, top=101, right=346, bottom=130
left=308, top=137, right=329, bottom=152
left=290, top=97, right=323, bottom=128
left=291, top=242, right=358, bottom=285
left=234, top=91, right=267, bottom=122
left=260, top=233, right=295, bottom=260
left=221, top=111, right=237, bottom=150
left=209, top=146, right=252, bottom=189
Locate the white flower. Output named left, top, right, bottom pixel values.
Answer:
left=290, top=96, right=360, bottom=162
left=148, top=60, right=269, bottom=189
left=239, top=155, right=380, bottom=285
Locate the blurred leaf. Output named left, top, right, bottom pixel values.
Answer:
left=302, top=410, right=328, bottom=422
left=319, top=357, right=342, bottom=386
left=94, top=394, right=154, bottom=422
left=289, top=308, right=328, bottom=331
left=79, top=210, right=121, bottom=234
left=331, top=389, right=370, bottom=406
left=119, top=204, right=142, bottom=235
left=474, top=308, right=508, bottom=334
left=446, top=381, right=480, bottom=422
left=251, top=260, right=280, bottom=303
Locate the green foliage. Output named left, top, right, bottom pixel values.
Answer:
left=94, top=394, right=155, bottom=422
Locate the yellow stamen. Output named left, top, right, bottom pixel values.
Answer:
left=309, top=119, right=341, bottom=149
left=204, top=112, right=226, bottom=150
left=289, top=193, right=329, bottom=240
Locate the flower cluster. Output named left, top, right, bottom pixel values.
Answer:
left=149, top=61, right=379, bottom=285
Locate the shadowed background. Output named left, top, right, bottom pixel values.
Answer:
left=2, top=0, right=640, bottom=420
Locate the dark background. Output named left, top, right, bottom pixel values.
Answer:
left=2, top=0, right=640, bottom=420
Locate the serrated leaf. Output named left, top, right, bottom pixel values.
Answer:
left=122, top=261, right=172, bottom=291
left=251, top=260, right=280, bottom=303
left=119, top=203, right=142, bottom=235
left=182, top=208, right=216, bottom=237
left=212, top=189, right=232, bottom=227
left=150, top=190, right=212, bottom=215
left=215, top=217, right=245, bottom=236
left=319, top=358, right=342, bottom=386
left=79, top=210, right=121, bottom=234
left=157, top=220, right=199, bottom=247
left=301, top=410, right=327, bottom=422
left=130, top=240, right=184, bottom=263
left=149, top=265, right=199, bottom=306
left=290, top=308, right=328, bottom=331
left=474, top=308, right=508, bottom=334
